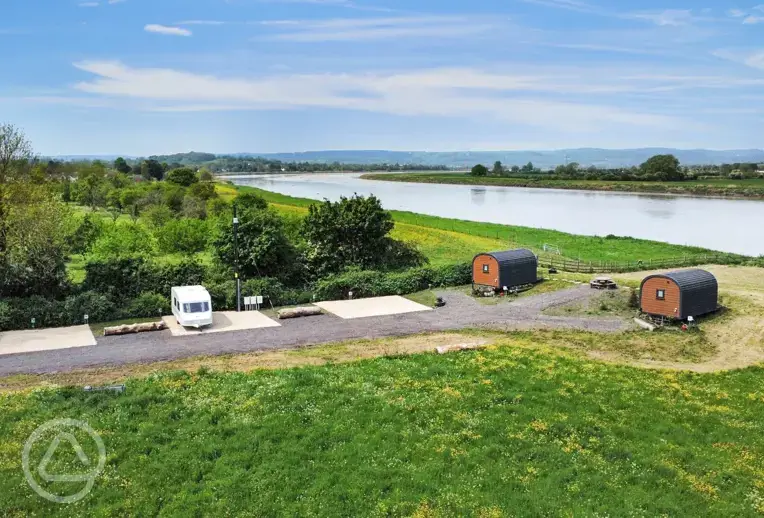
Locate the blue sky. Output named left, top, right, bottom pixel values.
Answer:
left=2, top=0, right=764, bottom=155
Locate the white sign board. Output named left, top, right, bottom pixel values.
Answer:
left=244, top=297, right=252, bottom=306
left=256, top=296, right=263, bottom=304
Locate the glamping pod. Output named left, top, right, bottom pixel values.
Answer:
left=171, top=285, right=213, bottom=328
left=472, top=249, right=538, bottom=291
left=640, top=269, right=718, bottom=320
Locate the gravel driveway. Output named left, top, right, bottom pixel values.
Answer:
left=0, top=286, right=627, bottom=376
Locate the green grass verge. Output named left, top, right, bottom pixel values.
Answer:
left=2, top=342, right=763, bottom=515
left=233, top=184, right=748, bottom=265
left=362, top=173, right=764, bottom=199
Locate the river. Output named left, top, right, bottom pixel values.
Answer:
left=226, top=173, right=764, bottom=256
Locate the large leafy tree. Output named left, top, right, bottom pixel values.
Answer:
left=640, top=154, right=683, bottom=181
left=302, top=194, right=399, bottom=275
left=140, top=159, right=165, bottom=181
left=0, top=123, right=33, bottom=254
left=113, top=157, right=132, bottom=175
left=213, top=206, right=297, bottom=280
left=165, top=167, right=199, bottom=187
left=471, top=164, right=488, bottom=177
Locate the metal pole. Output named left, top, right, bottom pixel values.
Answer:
left=233, top=203, right=241, bottom=312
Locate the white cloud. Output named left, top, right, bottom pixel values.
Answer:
left=743, top=15, right=764, bottom=24
left=78, top=2, right=99, bottom=7
left=62, top=60, right=689, bottom=133
left=713, top=48, right=764, bottom=70
left=144, top=24, right=192, bottom=36
left=728, top=8, right=747, bottom=17
left=629, top=9, right=694, bottom=26
left=260, top=15, right=497, bottom=42
left=108, top=0, right=127, bottom=3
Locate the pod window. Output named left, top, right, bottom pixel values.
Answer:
left=656, top=289, right=665, bottom=301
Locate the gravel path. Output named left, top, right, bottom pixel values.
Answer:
left=0, top=286, right=627, bottom=376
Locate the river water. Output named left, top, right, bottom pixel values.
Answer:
left=226, top=173, right=764, bottom=256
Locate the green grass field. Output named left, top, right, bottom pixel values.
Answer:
left=362, top=173, right=764, bottom=199
left=2, top=340, right=763, bottom=516
left=234, top=185, right=748, bottom=265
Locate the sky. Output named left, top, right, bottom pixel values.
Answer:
left=2, top=0, right=764, bottom=155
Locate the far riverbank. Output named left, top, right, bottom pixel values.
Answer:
left=360, top=173, right=764, bottom=200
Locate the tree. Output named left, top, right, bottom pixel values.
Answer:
left=1, top=185, right=71, bottom=297
left=188, top=181, right=216, bottom=201
left=0, top=123, right=34, bottom=254
left=140, top=159, right=164, bottom=181
left=237, top=192, right=268, bottom=210
left=640, top=154, right=683, bottom=181
left=302, top=194, right=396, bottom=275
left=471, top=164, right=488, bottom=177
left=67, top=213, right=103, bottom=256
left=199, top=168, right=214, bottom=182
left=165, top=167, right=199, bottom=187
left=89, top=224, right=156, bottom=259
left=75, top=161, right=108, bottom=209
left=521, top=161, right=535, bottom=174
left=492, top=161, right=504, bottom=176
left=114, top=157, right=132, bottom=175
left=213, top=207, right=297, bottom=279
left=156, top=219, right=209, bottom=255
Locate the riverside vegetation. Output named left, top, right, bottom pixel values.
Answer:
left=0, top=123, right=757, bottom=332
left=363, top=154, right=764, bottom=198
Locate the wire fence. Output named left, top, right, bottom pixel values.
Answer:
left=537, top=253, right=741, bottom=274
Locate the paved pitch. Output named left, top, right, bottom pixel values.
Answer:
left=163, top=311, right=280, bottom=337
left=315, top=296, right=432, bottom=319
left=0, top=325, right=96, bottom=356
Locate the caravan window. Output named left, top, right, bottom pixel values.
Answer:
left=183, top=302, right=210, bottom=314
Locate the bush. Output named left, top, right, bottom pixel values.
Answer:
left=143, top=205, right=174, bottom=228
left=313, top=263, right=471, bottom=301
left=165, top=168, right=199, bottom=187
left=89, top=223, right=156, bottom=259
left=188, top=182, right=217, bottom=201
left=126, top=292, right=169, bottom=318
left=84, top=257, right=208, bottom=300
left=63, top=291, right=117, bottom=324
left=156, top=219, right=209, bottom=255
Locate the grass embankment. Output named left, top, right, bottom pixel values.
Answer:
left=362, top=172, right=764, bottom=199
left=2, top=337, right=764, bottom=516
left=231, top=184, right=748, bottom=266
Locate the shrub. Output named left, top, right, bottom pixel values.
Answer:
left=188, top=182, right=217, bottom=201
left=63, top=291, right=117, bottom=324
left=89, top=223, right=156, bottom=259
left=83, top=257, right=149, bottom=299
left=165, top=168, right=199, bottom=187
left=126, top=292, right=169, bottom=318
left=313, top=263, right=471, bottom=301
left=156, top=219, right=209, bottom=255
left=143, top=205, right=174, bottom=228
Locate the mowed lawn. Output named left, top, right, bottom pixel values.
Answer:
left=1, top=343, right=763, bottom=516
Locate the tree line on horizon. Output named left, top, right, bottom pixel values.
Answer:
left=470, top=154, right=763, bottom=182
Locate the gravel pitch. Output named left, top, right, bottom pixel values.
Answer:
left=0, top=286, right=628, bottom=376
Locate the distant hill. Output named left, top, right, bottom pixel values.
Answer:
left=53, top=148, right=764, bottom=169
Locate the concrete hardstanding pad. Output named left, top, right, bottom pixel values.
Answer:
left=315, top=296, right=432, bottom=320
left=0, top=325, right=97, bottom=356
left=163, top=311, right=280, bottom=337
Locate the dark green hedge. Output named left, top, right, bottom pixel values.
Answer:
left=0, top=262, right=472, bottom=331
left=0, top=291, right=169, bottom=331
left=313, top=263, right=471, bottom=301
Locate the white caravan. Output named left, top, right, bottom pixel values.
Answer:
left=171, top=286, right=213, bottom=328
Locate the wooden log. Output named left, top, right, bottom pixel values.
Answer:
left=103, top=321, right=168, bottom=336
left=277, top=306, right=323, bottom=319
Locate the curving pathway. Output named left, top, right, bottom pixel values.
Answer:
left=0, top=286, right=628, bottom=376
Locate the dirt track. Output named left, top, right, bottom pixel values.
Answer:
left=0, top=286, right=627, bottom=376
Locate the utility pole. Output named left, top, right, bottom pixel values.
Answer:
left=233, top=202, right=241, bottom=312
